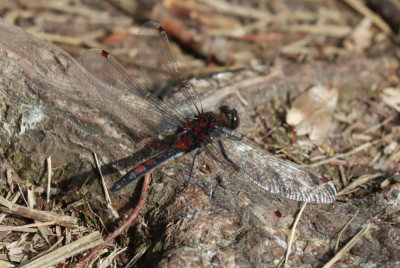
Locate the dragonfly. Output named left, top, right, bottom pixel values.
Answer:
left=81, top=22, right=337, bottom=204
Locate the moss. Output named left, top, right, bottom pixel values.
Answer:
left=10, top=152, right=42, bottom=181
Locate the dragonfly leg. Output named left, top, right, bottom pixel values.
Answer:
left=227, top=133, right=244, bottom=141
left=209, top=174, right=224, bottom=200
left=185, top=148, right=204, bottom=186
left=217, top=140, right=241, bottom=171
left=216, top=126, right=245, bottom=141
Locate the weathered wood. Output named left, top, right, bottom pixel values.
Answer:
left=0, top=196, right=77, bottom=228
left=0, top=18, right=148, bottom=188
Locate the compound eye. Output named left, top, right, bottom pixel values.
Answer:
left=219, top=106, right=240, bottom=129
left=219, top=106, right=229, bottom=114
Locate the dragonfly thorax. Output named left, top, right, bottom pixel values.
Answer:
left=183, top=112, right=217, bottom=140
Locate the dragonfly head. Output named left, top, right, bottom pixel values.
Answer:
left=218, top=106, right=240, bottom=130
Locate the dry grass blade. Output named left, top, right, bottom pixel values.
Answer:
left=125, top=244, right=151, bottom=267
left=28, top=1, right=110, bottom=21
left=0, top=221, right=55, bottom=232
left=97, top=247, right=128, bottom=268
left=198, top=0, right=272, bottom=20
left=29, top=236, right=65, bottom=262
left=278, top=182, right=336, bottom=267
left=200, top=69, right=282, bottom=111
left=341, top=0, right=393, bottom=35
left=335, top=209, right=359, bottom=253
left=93, top=153, right=119, bottom=219
left=337, top=173, right=384, bottom=196
left=339, top=166, right=348, bottom=188
left=27, top=30, right=84, bottom=46
left=283, top=201, right=308, bottom=267
left=46, top=156, right=51, bottom=203
left=286, top=25, right=352, bottom=38
left=27, top=30, right=105, bottom=48
left=22, top=231, right=103, bottom=268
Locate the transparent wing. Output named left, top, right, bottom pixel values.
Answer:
left=204, top=127, right=337, bottom=204
left=138, top=22, right=203, bottom=120
left=81, top=48, right=186, bottom=135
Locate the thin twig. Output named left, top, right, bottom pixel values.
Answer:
left=46, top=156, right=51, bottom=203
left=341, top=0, right=393, bottom=35
left=201, top=69, right=282, bottom=111
left=28, top=237, right=65, bottom=262
left=278, top=182, right=334, bottom=267
left=323, top=223, right=371, bottom=268
left=339, top=165, right=347, bottom=187
left=235, top=91, right=248, bottom=106
left=27, top=29, right=105, bottom=48
left=307, top=140, right=378, bottom=167
left=363, top=115, right=396, bottom=134
left=323, top=205, right=397, bottom=267
left=74, top=172, right=151, bottom=268
left=0, top=221, right=55, bottom=231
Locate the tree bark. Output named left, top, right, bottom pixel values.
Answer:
left=0, top=19, right=149, bottom=189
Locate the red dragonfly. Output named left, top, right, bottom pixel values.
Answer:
left=81, top=22, right=336, bottom=203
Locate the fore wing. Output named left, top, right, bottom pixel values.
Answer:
left=204, top=127, right=337, bottom=204
left=138, top=22, right=203, bottom=120
left=81, top=48, right=185, bottom=135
